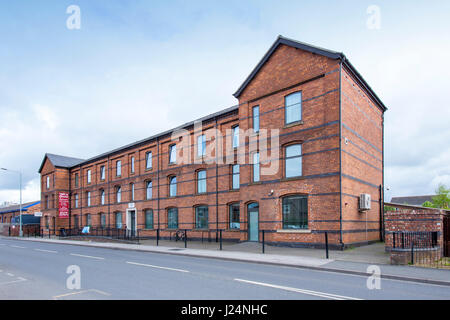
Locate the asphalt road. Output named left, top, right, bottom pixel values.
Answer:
left=0, top=238, right=449, bottom=300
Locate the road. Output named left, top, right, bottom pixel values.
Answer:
left=0, top=237, right=449, bottom=300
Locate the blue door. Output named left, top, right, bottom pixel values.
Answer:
left=247, top=203, right=259, bottom=242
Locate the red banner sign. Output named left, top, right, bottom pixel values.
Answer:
left=59, top=192, right=69, bottom=219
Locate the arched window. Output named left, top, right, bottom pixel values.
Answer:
left=285, top=144, right=302, bottom=178
left=282, top=195, right=308, bottom=229
left=169, top=176, right=177, bottom=197
left=197, top=134, right=206, bottom=157
left=285, top=91, right=302, bottom=124
left=229, top=203, right=240, bottom=229
left=232, top=125, right=239, bottom=148
left=130, top=183, right=135, bottom=201
left=252, top=153, right=260, bottom=182
left=231, top=164, right=240, bottom=190
left=100, top=189, right=105, bottom=205
left=146, top=181, right=153, bottom=200
left=195, top=206, right=208, bottom=229
left=100, top=213, right=106, bottom=228
left=197, top=170, right=206, bottom=194
left=86, top=214, right=91, bottom=227
left=115, top=212, right=122, bottom=229
left=145, top=209, right=153, bottom=229
left=169, top=144, right=176, bottom=164
left=167, top=208, right=178, bottom=229
left=116, top=186, right=121, bottom=203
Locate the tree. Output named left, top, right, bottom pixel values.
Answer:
left=431, top=184, right=450, bottom=209
left=422, top=201, right=435, bottom=208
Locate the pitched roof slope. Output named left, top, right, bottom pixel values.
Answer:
left=390, top=195, right=435, bottom=206
left=38, top=153, right=85, bottom=173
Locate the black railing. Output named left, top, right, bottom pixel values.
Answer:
left=392, top=231, right=438, bottom=249
left=58, top=227, right=140, bottom=242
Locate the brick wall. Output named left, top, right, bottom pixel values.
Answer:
left=384, top=203, right=447, bottom=250
left=39, top=40, right=386, bottom=248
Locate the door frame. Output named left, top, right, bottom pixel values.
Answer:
left=247, top=202, right=259, bottom=242
left=126, top=208, right=137, bottom=233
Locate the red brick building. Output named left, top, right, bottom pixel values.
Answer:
left=38, top=36, right=387, bottom=248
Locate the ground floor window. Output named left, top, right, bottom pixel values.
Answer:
left=100, top=213, right=106, bottom=228
left=74, top=215, right=79, bottom=228
left=195, top=206, right=208, bottom=229
left=86, top=214, right=92, bottom=227
left=282, top=195, right=308, bottom=229
left=145, top=209, right=153, bottom=229
left=115, top=212, right=122, bottom=229
left=229, top=203, right=240, bottom=229
left=168, top=208, right=178, bottom=229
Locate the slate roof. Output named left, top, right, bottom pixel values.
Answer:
left=390, top=195, right=435, bottom=206
left=233, top=35, right=387, bottom=112
left=38, top=153, right=85, bottom=173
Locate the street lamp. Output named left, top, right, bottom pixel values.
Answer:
left=1, top=168, right=23, bottom=237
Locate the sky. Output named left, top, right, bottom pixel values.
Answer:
left=0, top=0, right=449, bottom=204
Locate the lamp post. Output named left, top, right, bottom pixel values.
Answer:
left=1, top=168, right=23, bottom=237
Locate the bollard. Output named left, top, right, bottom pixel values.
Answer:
left=262, top=230, right=265, bottom=254
left=184, top=229, right=187, bottom=248
left=157, top=228, right=159, bottom=246
left=219, top=230, right=223, bottom=251
left=325, top=232, right=329, bottom=259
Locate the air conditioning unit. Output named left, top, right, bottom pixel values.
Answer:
left=359, top=193, right=371, bottom=211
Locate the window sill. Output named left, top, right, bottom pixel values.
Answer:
left=277, top=229, right=311, bottom=234
left=283, top=120, right=304, bottom=129
left=144, top=168, right=152, bottom=172
left=228, top=189, right=240, bottom=192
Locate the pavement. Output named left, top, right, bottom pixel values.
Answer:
left=5, top=235, right=450, bottom=287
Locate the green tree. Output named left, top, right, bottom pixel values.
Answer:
left=422, top=201, right=435, bottom=208
left=431, top=184, right=450, bottom=209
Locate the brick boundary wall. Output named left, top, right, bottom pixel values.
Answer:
left=384, top=202, right=449, bottom=264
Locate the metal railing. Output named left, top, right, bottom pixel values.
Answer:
left=391, top=231, right=449, bottom=268
left=57, top=227, right=140, bottom=242
left=392, top=231, right=438, bottom=249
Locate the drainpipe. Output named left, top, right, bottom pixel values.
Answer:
left=338, top=61, right=344, bottom=249
left=215, top=116, right=219, bottom=241
left=157, top=137, right=160, bottom=230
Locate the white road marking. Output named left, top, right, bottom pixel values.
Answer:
left=0, top=243, right=6, bottom=246
left=35, top=249, right=58, bottom=253
left=52, top=289, right=111, bottom=300
left=234, top=278, right=363, bottom=300
left=70, top=253, right=104, bottom=260
left=6, top=273, right=14, bottom=277
left=0, top=278, right=27, bottom=286
left=10, top=245, right=26, bottom=249
left=126, top=261, right=189, bottom=273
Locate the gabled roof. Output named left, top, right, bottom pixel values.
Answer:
left=390, top=195, right=435, bottom=207
left=0, top=201, right=40, bottom=214
left=38, top=153, right=85, bottom=173
left=233, top=35, right=387, bottom=112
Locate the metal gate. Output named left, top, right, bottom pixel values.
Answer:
left=444, top=214, right=450, bottom=257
